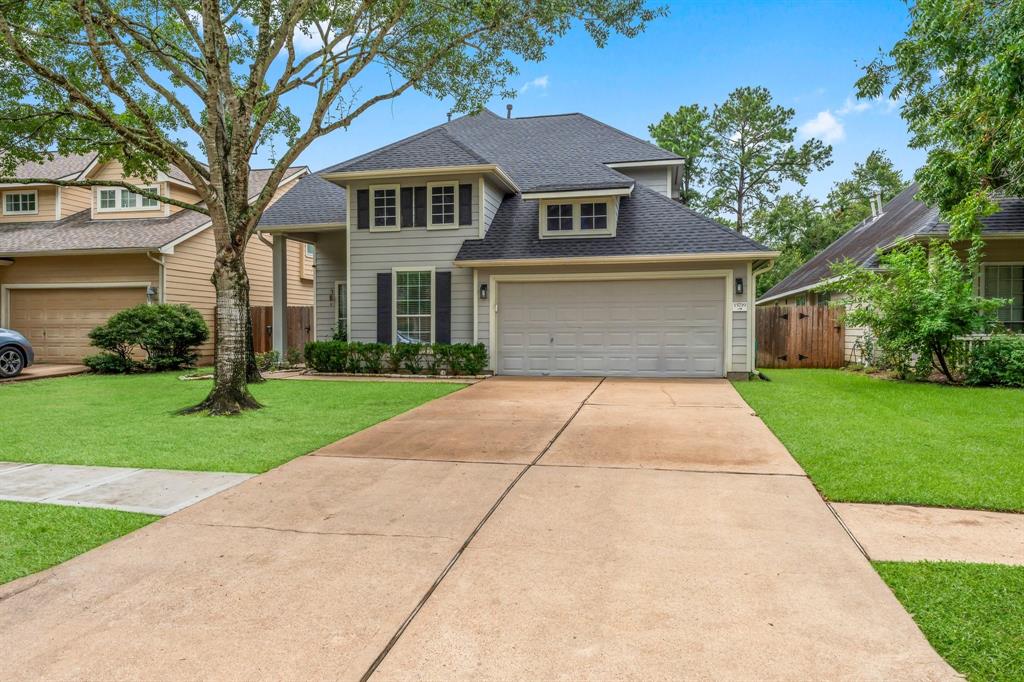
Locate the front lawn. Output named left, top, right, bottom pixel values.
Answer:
left=733, top=370, right=1024, bottom=511
left=875, top=561, right=1024, bottom=681
left=0, top=501, right=156, bottom=585
left=0, top=374, right=461, bottom=473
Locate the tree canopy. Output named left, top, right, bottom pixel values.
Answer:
left=647, top=104, right=710, bottom=205
left=856, top=0, right=1024, bottom=237
left=0, top=0, right=662, bottom=413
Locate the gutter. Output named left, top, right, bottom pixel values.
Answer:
left=455, top=251, right=780, bottom=268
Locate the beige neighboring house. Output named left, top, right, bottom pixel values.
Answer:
left=758, top=183, right=1024, bottom=362
left=0, top=154, right=313, bottom=364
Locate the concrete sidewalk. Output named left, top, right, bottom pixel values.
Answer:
left=0, top=377, right=955, bottom=680
left=0, top=462, right=252, bottom=515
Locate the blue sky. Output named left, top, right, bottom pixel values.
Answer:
left=281, top=0, right=923, bottom=202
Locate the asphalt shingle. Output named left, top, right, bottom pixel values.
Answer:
left=259, top=174, right=347, bottom=227
left=456, top=184, right=771, bottom=261
left=760, top=183, right=1024, bottom=301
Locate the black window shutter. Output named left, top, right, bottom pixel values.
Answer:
left=376, top=272, right=392, bottom=343
left=435, top=271, right=452, bottom=344
left=356, top=189, right=369, bottom=229
left=458, top=184, right=472, bottom=225
left=414, top=186, right=427, bottom=226
left=400, top=187, right=413, bottom=227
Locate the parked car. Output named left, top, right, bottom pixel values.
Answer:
left=0, top=328, right=33, bottom=378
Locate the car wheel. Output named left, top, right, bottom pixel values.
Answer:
left=0, top=347, right=25, bottom=378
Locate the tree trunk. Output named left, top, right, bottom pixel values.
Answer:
left=183, top=248, right=262, bottom=415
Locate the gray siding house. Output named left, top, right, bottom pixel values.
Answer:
left=259, top=110, right=777, bottom=378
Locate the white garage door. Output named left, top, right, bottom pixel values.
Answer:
left=496, top=278, right=725, bottom=377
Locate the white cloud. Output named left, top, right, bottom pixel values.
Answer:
left=519, top=75, right=550, bottom=94
left=291, top=23, right=352, bottom=54
left=837, top=95, right=871, bottom=116
left=799, top=110, right=845, bottom=143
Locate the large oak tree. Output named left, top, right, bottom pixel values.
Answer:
left=0, top=0, right=661, bottom=414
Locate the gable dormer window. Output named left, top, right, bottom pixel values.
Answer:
left=370, top=184, right=400, bottom=231
left=539, top=198, right=617, bottom=238
left=3, top=190, right=38, bottom=215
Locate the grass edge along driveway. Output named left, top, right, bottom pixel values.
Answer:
left=876, top=561, right=1024, bottom=682
left=0, top=373, right=462, bottom=473
left=732, top=369, right=1024, bottom=512
left=0, top=501, right=157, bottom=585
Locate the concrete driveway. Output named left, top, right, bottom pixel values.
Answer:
left=0, top=377, right=955, bottom=680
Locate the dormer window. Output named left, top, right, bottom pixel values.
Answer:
left=370, top=184, right=400, bottom=231
left=3, top=190, right=38, bottom=215
left=546, top=204, right=574, bottom=232
left=539, top=197, right=617, bottom=238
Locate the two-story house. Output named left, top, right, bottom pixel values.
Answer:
left=259, top=110, right=777, bottom=378
left=0, top=155, right=314, bottom=364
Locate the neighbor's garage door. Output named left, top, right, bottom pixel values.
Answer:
left=496, top=278, right=725, bottom=377
left=8, top=287, right=148, bottom=363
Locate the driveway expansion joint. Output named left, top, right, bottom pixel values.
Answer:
left=359, top=377, right=606, bottom=681
left=181, top=521, right=455, bottom=541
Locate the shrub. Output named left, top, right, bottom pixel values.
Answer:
left=285, top=347, right=304, bottom=367
left=87, top=303, right=208, bottom=372
left=83, top=352, right=138, bottom=374
left=356, top=342, right=389, bottom=374
left=828, top=241, right=1005, bottom=382
left=255, top=350, right=279, bottom=371
left=390, top=343, right=422, bottom=373
left=302, top=341, right=488, bottom=375
left=964, top=334, right=1024, bottom=387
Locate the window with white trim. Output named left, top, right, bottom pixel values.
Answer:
left=580, top=202, right=608, bottom=230
left=372, top=185, right=398, bottom=229
left=429, top=182, right=457, bottom=227
left=96, top=186, right=161, bottom=212
left=984, top=264, right=1024, bottom=331
left=546, top=203, right=573, bottom=232
left=3, top=191, right=37, bottom=215
left=395, top=270, right=432, bottom=344
left=539, top=198, right=616, bottom=237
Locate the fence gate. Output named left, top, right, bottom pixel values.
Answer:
left=755, top=305, right=844, bottom=369
left=249, top=305, right=313, bottom=354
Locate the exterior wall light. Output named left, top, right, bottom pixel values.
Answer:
left=479, top=283, right=489, bottom=300
left=735, top=278, right=744, bottom=296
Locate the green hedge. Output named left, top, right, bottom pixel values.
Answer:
left=304, top=341, right=488, bottom=376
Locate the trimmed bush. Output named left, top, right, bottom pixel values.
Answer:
left=965, top=334, right=1024, bottom=387
left=87, top=303, right=209, bottom=373
left=303, top=340, right=488, bottom=376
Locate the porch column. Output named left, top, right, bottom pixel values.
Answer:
left=271, top=235, right=288, bottom=358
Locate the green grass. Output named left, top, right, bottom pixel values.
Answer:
left=0, top=501, right=156, bottom=584
left=732, top=369, right=1024, bottom=511
left=876, top=561, right=1024, bottom=681
left=0, top=373, right=461, bottom=473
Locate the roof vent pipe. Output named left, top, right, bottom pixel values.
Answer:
left=874, top=192, right=884, bottom=217
left=447, top=111, right=452, bottom=123
left=506, top=103, right=513, bottom=119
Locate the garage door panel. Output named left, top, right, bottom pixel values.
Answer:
left=8, top=287, right=147, bottom=364
left=497, top=279, right=725, bottom=378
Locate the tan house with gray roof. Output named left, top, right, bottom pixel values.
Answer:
left=0, top=154, right=313, bottom=364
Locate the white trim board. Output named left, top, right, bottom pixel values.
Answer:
left=487, top=269, right=734, bottom=377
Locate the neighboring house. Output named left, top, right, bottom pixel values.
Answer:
left=0, top=154, right=313, bottom=364
left=758, top=183, right=1024, bottom=361
left=258, top=110, right=777, bottom=378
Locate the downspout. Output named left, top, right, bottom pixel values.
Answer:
left=145, top=251, right=166, bottom=303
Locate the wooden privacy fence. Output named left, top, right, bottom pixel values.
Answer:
left=756, top=304, right=845, bottom=369
left=250, top=305, right=313, bottom=354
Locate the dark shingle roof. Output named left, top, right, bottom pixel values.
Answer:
left=455, top=184, right=771, bottom=262
left=759, top=183, right=1024, bottom=301
left=260, top=174, right=347, bottom=227
left=0, top=166, right=304, bottom=255
left=323, top=110, right=678, bottom=193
